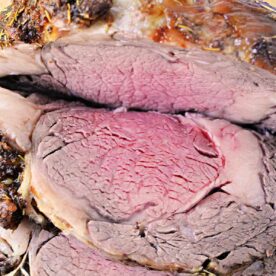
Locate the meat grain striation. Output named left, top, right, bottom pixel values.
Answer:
left=27, top=107, right=276, bottom=274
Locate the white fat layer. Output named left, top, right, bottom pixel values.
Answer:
left=29, top=159, right=90, bottom=243
left=191, top=115, right=266, bottom=207
left=110, top=0, right=156, bottom=37
left=222, top=92, right=276, bottom=124
left=0, top=0, right=11, bottom=11
left=0, top=88, right=42, bottom=152
left=0, top=43, right=46, bottom=77
left=0, top=219, right=31, bottom=257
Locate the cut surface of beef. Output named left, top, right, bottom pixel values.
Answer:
left=8, top=36, right=275, bottom=129
left=89, top=192, right=276, bottom=275
left=28, top=107, right=276, bottom=273
left=29, top=231, right=174, bottom=276
left=29, top=229, right=276, bottom=276
left=233, top=255, right=276, bottom=276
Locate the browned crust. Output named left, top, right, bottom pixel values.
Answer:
left=0, top=134, right=25, bottom=229
left=0, top=0, right=112, bottom=46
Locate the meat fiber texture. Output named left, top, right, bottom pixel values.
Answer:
left=28, top=221, right=276, bottom=276
left=1, top=36, right=275, bottom=130
left=233, top=255, right=276, bottom=276
left=28, top=107, right=276, bottom=274
left=22, top=36, right=276, bottom=130
left=28, top=229, right=276, bottom=276
left=29, top=231, right=175, bottom=276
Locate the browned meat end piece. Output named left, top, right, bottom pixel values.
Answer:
left=2, top=37, right=274, bottom=130
left=0, top=0, right=112, bottom=46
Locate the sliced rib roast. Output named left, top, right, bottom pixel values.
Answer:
left=0, top=77, right=275, bottom=275
left=0, top=0, right=275, bottom=72
left=24, top=106, right=276, bottom=274
left=1, top=36, right=276, bottom=130
left=0, top=0, right=275, bottom=273
left=29, top=230, right=175, bottom=276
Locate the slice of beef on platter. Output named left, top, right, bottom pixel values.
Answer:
left=26, top=106, right=276, bottom=274
left=0, top=1, right=275, bottom=273
left=0, top=86, right=275, bottom=275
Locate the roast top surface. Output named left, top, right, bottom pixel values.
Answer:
left=0, top=0, right=275, bottom=73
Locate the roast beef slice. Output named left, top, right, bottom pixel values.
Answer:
left=89, top=192, right=276, bottom=275
left=28, top=107, right=276, bottom=274
left=29, top=231, right=174, bottom=276
left=27, top=217, right=276, bottom=276
left=17, top=36, right=276, bottom=129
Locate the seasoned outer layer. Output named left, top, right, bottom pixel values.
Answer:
left=141, top=0, right=276, bottom=73
left=29, top=108, right=276, bottom=273
left=0, top=0, right=275, bottom=72
left=0, top=0, right=112, bottom=46
left=0, top=134, right=25, bottom=229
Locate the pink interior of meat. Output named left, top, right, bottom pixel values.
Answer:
left=34, top=110, right=226, bottom=224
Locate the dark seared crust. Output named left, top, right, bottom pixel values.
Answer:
left=68, top=0, right=113, bottom=23
left=252, top=38, right=276, bottom=71
left=0, top=134, right=25, bottom=229
left=141, top=0, right=276, bottom=73
left=0, top=255, right=21, bottom=275
left=0, top=0, right=112, bottom=46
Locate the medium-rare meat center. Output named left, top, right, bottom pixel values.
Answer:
left=0, top=88, right=275, bottom=274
